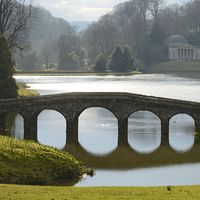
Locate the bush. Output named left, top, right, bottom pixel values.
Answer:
left=108, top=46, right=134, bottom=72
left=58, top=52, right=80, bottom=70
left=94, top=54, right=107, bottom=72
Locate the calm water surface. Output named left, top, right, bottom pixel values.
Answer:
left=14, top=74, right=200, bottom=186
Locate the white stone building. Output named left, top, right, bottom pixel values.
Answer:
left=167, top=34, right=200, bottom=61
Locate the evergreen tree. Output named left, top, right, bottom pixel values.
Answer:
left=109, top=46, right=134, bottom=72
left=0, top=35, right=18, bottom=99
left=109, top=46, right=123, bottom=72
left=139, top=21, right=167, bottom=66
left=94, top=54, right=107, bottom=72
left=122, top=46, right=134, bottom=71
left=150, top=21, right=165, bottom=45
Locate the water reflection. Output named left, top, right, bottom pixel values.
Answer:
left=128, top=111, right=161, bottom=153
left=79, top=108, right=118, bottom=155
left=169, top=114, right=195, bottom=152
left=64, top=144, right=200, bottom=169
left=77, top=163, right=200, bottom=187
left=64, top=144, right=200, bottom=186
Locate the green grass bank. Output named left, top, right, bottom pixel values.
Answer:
left=0, top=136, right=85, bottom=185
left=17, top=82, right=38, bottom=97
left=148, top=61, right=200, bottom=73
left=1, top=185, right=200, bottom=200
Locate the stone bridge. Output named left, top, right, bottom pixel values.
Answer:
left=0, top=92, right=200, bottom=146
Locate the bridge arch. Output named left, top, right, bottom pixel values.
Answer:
left=78, top=107, right=118, bottom=155
left=169, top=112, right=196, bottom=123
left=36, top=108, right=67, bottom=119
left=77, top=106, right=118, bottom=119
left=128, top=110, right=161, bottom=153
left=127, top=108, right=162, bottom=121
left=37, top=109, right=67, bottom=148
left=0, top=111, right=24, bottom=139
left=169, top=113, right=195, bottom=152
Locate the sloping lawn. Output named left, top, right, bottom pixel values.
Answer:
left=0, top=136, right=84, bottom=185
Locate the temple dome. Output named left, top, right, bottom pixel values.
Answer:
left=167, top=34, right=188, bottom=44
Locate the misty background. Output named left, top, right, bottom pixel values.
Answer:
left=14, top=0, right=200, bottom=72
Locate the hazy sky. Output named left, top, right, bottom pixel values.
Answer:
left=34, top=0, right=189, bottom=22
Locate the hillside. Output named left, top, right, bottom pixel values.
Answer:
left=0, top=136, right=84, bottom=185
left=17, top=7, right=75, bottom=70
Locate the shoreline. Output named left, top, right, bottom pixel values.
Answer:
left=14, top=70, right=141, bottom=76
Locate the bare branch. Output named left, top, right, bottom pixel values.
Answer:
left=0, top=0, right=33, bottom=49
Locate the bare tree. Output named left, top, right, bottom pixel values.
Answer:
left=0, top=0, right=32, bottom=49
left=149, top=0, right=164, bottom=23
left=135, top=0, right=150, bottom=33
left=82, top=14, right=120, bottom=61
left=185, top=0, right=200, bottom=33
left=159, top=4, right=188, bottom=36
left=114, top=1, right=138, bottom=43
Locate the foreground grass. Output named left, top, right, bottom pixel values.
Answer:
left=17, top=82, right=38, bottom=97
left=0, top=185, right=200, bottom=200
left=0, top=136, right=83, bottom=185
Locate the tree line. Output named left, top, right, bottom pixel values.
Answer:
left=82, top=0, right=200, bottom=71
left=2, top=0, right=200, bottom=76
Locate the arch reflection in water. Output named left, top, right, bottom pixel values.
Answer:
left=78, top=107, right=118, bottom=155
left=128, top=111, right=161, bottom=153
left=169, top=114, right=195, bottom=152
left=64, top=144, right=200, bottom=186
left=64, top=144, right=200, bottom=170
left=38, top=110, right=66, bottom=148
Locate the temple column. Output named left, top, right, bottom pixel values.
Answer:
left=188, top=49, right=191, bottom=60
left=24, top=114, right=38, bottom=141
left=161, top=118, right=170, bottom=146
left=66, top=117, right=79, bottom=145
left=118, top=117, right=128, bottom=146
left=191, top=49, right=193, bottom=60
left=178, top=49, right=180, bottom=60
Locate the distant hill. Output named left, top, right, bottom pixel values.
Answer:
left=17, top=7, right=76, bottom=69
left=30, top=7, right=72, bottom=52
left=16, top=7, right=92, bottom=70
left=69, top=21, right=92, bottom=32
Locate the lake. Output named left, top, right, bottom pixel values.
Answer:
left=14, top=74, right=200, bottom=186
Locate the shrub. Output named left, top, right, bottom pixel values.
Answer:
left=108, top=46, right=134, bottom=72
left=94, top=54, right=107, bottom=72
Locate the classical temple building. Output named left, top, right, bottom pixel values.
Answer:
left=167, top=34, right=200, bottom=61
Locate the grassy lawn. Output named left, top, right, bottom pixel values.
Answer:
left=0, top=136, right=85, bottom=185
left=148, top=61, right=200, bottom=73
left=0, top=185, right=200, bottom=200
